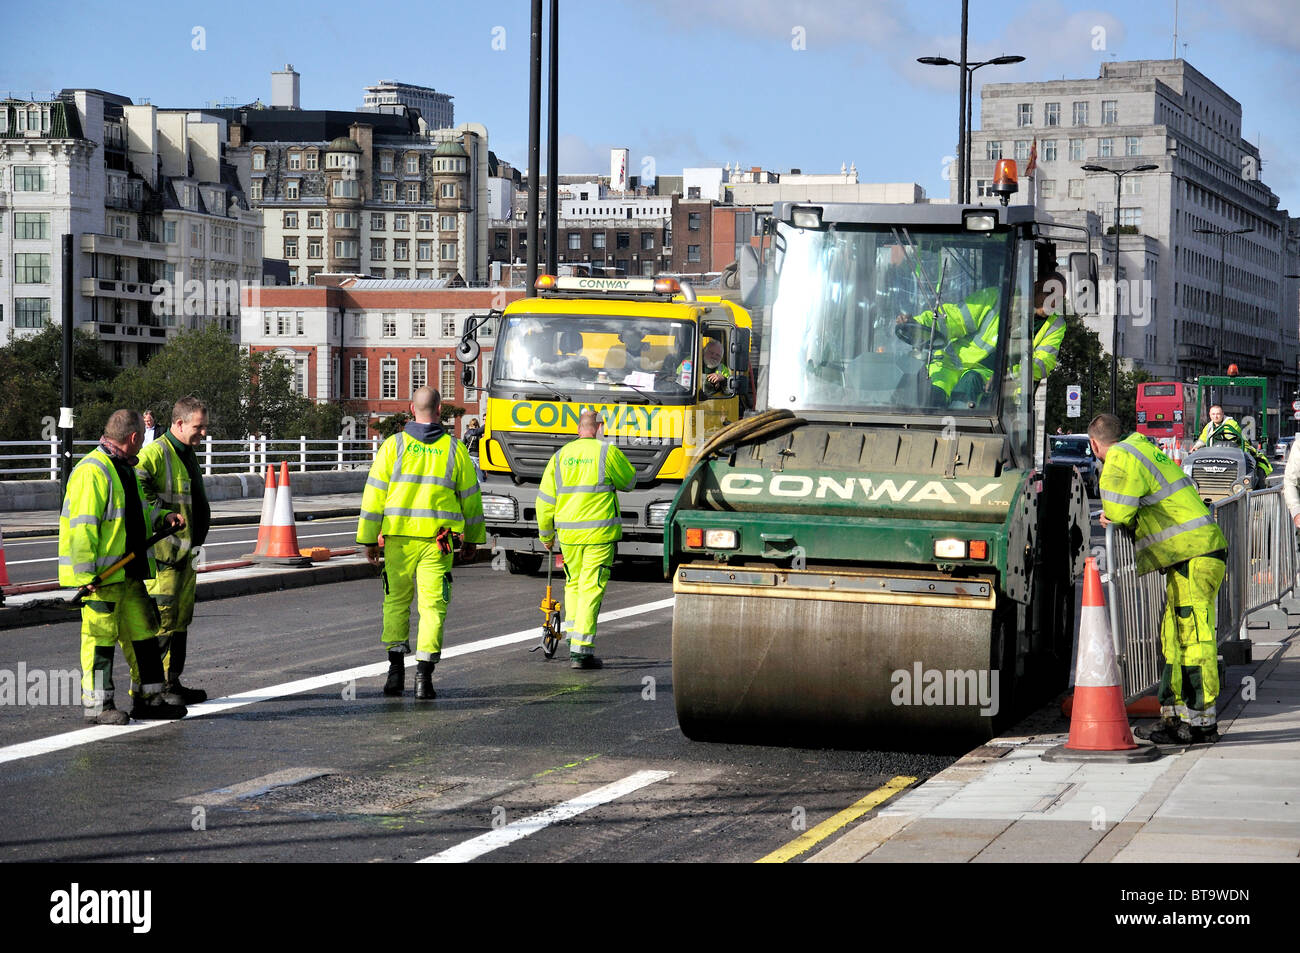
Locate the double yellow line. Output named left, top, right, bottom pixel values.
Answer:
left=756, top=775, right=916, bottom=864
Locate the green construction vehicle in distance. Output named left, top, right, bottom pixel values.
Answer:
left=664, top=193, right=1092, bottom=751
left=1184, top=374, right=1272, bottom=502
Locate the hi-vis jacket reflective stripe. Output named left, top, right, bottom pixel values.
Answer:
left=1196, top=417, right=1244, bottom=447
left=59, top=447, right=164, bottom=587
left=537, top=438, right=636, bottom=545
left=1100, top=433, right=1227, bottom=575
left=1010, top=311, right=1068, bottom=382
left=136, top=436, right=195, bottom=565
left=357, top=432, right=486, bottom=545
left=914, top=287, right=1001, bottom=366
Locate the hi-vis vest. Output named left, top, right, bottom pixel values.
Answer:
left=1100, top=433, right=1227, bottom=575
left=136, top=436, right=197, bottom=565
left=357, top=432, right=486, bottom=545
left=537, top=438, right=636, bottom=545
left=59, top=447, right=161, bottom=587
left=1197, top=417, right=1244, bottom=447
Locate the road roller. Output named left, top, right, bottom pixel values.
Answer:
left=664, top=193, right=1091, bottom=750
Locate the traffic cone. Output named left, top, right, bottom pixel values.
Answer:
left=1043, top=558, right=1160, bottom=763
left=251, top=465, right=276, bottom=558
left=255, top=462, right=311, bottom=566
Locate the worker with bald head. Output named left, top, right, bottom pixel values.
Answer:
left=357, top=386, right=486, bottom=700
left=536, top=409, right=636, bottom=668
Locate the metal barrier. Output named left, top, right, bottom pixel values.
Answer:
left=0, top=435, right=378, bottom=478
left=1104, top=484, right=1298, bottom=701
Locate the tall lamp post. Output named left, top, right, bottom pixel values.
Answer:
left=1194, top=225, right=1254, bottom=383
left=918, top=52, right=1024, bottom=203
left=1081, top=162, right=1159, bottom=413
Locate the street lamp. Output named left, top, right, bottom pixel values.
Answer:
left=1194, top=225, right=1255, bottom=381
left=918, top=51, right=1024, bottom=203
left=1081, top=162, right=1159, bottom=413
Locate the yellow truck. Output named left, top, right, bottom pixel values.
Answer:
left=458, top=274, right=752, bottom=572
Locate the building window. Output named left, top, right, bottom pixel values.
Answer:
left=371, top=239, right=386, bottom=260
left=1040, top=179, right=1056, bottom=198
left=1014, top=140, right=1031, bottom=161
left=1099, top=138, right=1114, bottom=157
left=439, top=183, right=455, bottom=199
left=405, top=155, right=419, bottom=174
left=1119, top=207, right=1142, bottom=229
left=616, top=232, right=630, bottom=249
left=15, top=297, right=50, bottom=328
left=1017, top=103, right=1033, bottom=127
left=252, top=152, right=266, bottom=171
left=440, top=359, right=456, bottom=397
left=308, top=211, right=322, bottom=229
left=688, top=212, right=702, bottom=230
left=417, top=214, right=433, bottom=231
left=382, top=313, right=397, bottom=337
left=250, top=180, right=263, bottom=201
left=441, top=314, right=457, bottom=337
left=687, top=186, right=701, bottom=199
left=15, top=253, right=51, bottom=283
left=1068, top=179, right=1084, bottom=199
left=567, top=232, right=581, bottom=250
left=592, top=232, right=606, bottom=249
left=410, top=358, right=427, bottom=391
left=1102, top=100, right=1118, bottom=124
left=418, top=240, right=433, bottom=261
left=1069, top=138, right=1085, bottom=161
left=394, top=239, right=409, bottom=260
left=1122, top=176, right=1142, bottom=195
left=440, top=214, right=456, bottom=231
left=351, top=358, right=368, bottom=399
left=641, top=232, right=654, bottom=250
left=641, top=260, right=655, bottom=276
left=284, top=211, right=298, bottom=229
left=288, top=152, right=301, bottom=170
left=393, top=268, right=409, bottom=279
left=284, top=238, right=298, bottom=258
left=382, top=182, right=396, bottom=202
left=1125, top=136, right=1141, bottom=156
left=1072, top=101, right=1089, bottom=125
left=1044, top=102, right=1060, bottom=126
left=164, top=220, right=177, bottom=244
left=14, top=212, right=50, bottom=239
left=334, top=212, right=358, bottom=228
left=381, top=359, right=398, bottom=399
left=687, top=245, right=701, bottom=263
left=372, top=213, right=386, bottom=231
left=380, top=154, right=393, bottom=173
left=14, top=166, right=49, bottom=191
left=305, top=151, right=318, bottom=170
left=985, top=140, right=1002, bottom=161
left=408, top=184, right=422, bottom=202
left=335, top=240, right=359, bottom=258
left=308, top=239, right=322, bottom=258
left=1043, top=140, right=1058, bottom=162
left=333, top=179, right=359, bottom=198
left=408, top=315, right=425, bottom=337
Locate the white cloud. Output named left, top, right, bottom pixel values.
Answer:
left=1209, top=0, right=1300, bottom=53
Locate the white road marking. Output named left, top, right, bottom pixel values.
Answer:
left=418, top=770, right=674, bottom=864
left=0, top=597, right=675, bottom=766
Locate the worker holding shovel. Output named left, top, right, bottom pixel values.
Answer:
left=59, top=409, right=188, bottom=725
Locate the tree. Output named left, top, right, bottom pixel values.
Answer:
left=0, top=326, right=119, bottom=439
left=110, top=323, right=246, bottom=437
left=1044, top=312, right=1149, bottom=435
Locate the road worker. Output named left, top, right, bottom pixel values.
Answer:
left=358, top=387, right=485, bottom=700
left=135, top=396, right=211, bottom=704
left=1090, top=413, right=1227, bottom=744
left=536, top=409, right=636, bottom=668
left=60, top=409, right=187, bottom=724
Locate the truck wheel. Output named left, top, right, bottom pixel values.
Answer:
left=507, top=552, right=543, bottom=575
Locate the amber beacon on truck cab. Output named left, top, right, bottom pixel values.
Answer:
left=455, top=273, right=753, bottom=573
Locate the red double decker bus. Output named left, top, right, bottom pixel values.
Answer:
left=1136, top=381, right=1197, bottom=445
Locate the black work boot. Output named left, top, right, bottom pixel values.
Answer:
left=131, top=692, right=188, bottom=721
left=384, top=651, right=406, bottom=696
left=1190, top=724, right=1220, bottom=745
left=414, top=660, right=436, bottom=700
left=84, top=700, right=130, bottom=726
left=164, top=679, right=208, bottom=705
left=571, top=654, right=603, bottom=670
left=1137, top=719, right=1193, bottom=745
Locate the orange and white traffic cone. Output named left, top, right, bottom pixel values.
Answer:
left=255, top=462, right=311, bottom=566
left=251, top=465, right=276, bottom=558
left=1044, top=558, right=1160, bottom=762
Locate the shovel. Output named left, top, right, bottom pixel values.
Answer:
left=23, top=525, right=180, bottom=611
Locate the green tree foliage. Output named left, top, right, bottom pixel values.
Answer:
left=0, top=326, right=119, bottom=439
left=110, top=323, right=246, bottom=437
left=1044, top=312, right=1149, bottom=435
left=373, top=403, right=467, bottom=441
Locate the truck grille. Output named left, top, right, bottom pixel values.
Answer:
left=494, top=430, right=674, bottom=483
left=1189, top=464, right=1237, bottom=500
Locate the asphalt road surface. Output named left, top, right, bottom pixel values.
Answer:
left=0, top=559, right=957, bottom=863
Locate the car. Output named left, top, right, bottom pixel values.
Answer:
left=1275, top=435, right=1295, bottom=462
left=1048, top=433, right=1100, bottom=496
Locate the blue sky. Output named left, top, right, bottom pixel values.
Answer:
left=4, top=0, right=1299, bottom=211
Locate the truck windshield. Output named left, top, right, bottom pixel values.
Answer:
left=493, top=314, right=698, bottom=401
left=767, top=223, right=1016, bottom=415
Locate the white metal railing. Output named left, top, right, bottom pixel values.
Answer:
left=0, top=435, right=379, bottom=479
